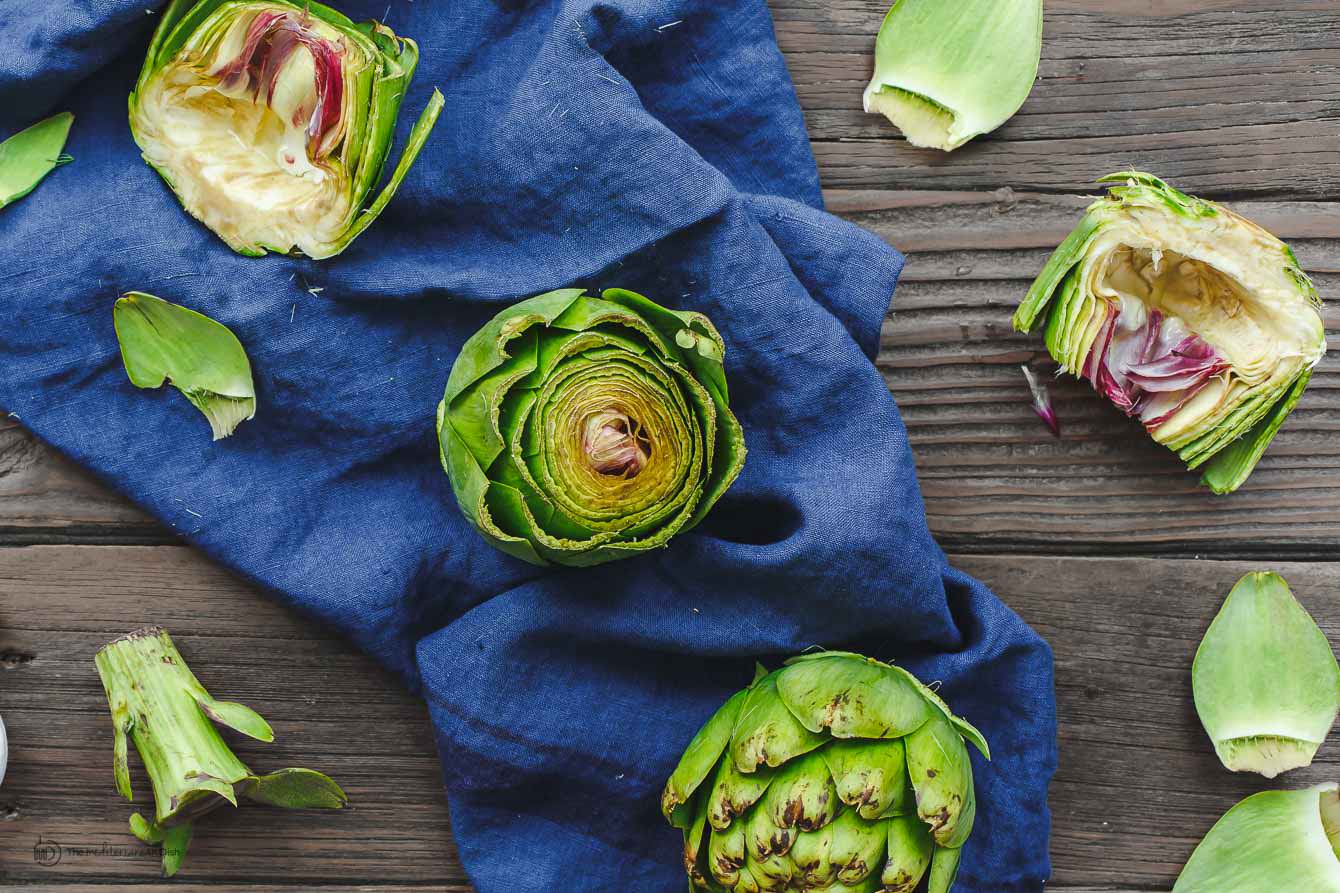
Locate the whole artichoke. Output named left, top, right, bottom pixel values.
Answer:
left=437, top=288, right=747, bottom=567
left=662, top=652, right=990, bottom=893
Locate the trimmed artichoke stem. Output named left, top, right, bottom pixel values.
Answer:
left=582, top=409, right=651, bottom=478
left=95, top=627, right=251, bottom=827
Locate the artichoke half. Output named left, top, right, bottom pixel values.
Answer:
left=438, top=288, right=747, bottom=567
left=1014, top=172, right=1327, bottom=493
left=662, top=652, right=990, bottom=893
left=130, top=0, right=443, bottom=258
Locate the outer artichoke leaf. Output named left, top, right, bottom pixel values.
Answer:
left=862, top=0, right=1043, bottom=152
left=882, top=815, right=934, bottom=893
left=821, top=737, right=909, bottom=820
left=761, top=750, right=839, bottom=833
left=684, top=796, right=714, bottom=889
left=827, top=808, right=886, bottom=885
left=706, top=818, right=747, bottom=888
left=888, top=665, right=992, bottom=760
left=0, top=111, right=74, bottom=209
left=730, top=672, right=827, bottom=773
left=927, top=843, right=964, bottom=893
left=665, top=688, right=751, bottom=824
left=775, top=654, right=933, bottom=740
left=1173, top=784, right=1340, bottom=893
left=906, top=712, right=977, bottom=848
left=443, top=290, right=585, bottom=406
left=1193, top=572, right=1340, bottom=778
left=709, top=749, right=777, bottom=831
left=1014, top=211, right=1106, bottom=335
left=160, top=820, right=195, bottom=878
left=790, top=816, right=837, bottom=887
left=113, top=292, right=256, bottom=440
left=1200, top=369, right=1312, bottom=495
left=130, top=811, right=165, bottom=844
left=238, top=768, right=348, bottom=809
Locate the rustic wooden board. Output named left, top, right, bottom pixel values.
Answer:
left=4, top=546, right=1338, bottom=889
left=770, top=0, right=1340, bottom=197
left=5, top=193, right=1335, bottom=555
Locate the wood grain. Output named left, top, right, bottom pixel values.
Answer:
left=5, top=194, right=1335, bottom=556
left=4, top=546, right=1337, bottom=889
left=769, top=0, right=1340, bottom=197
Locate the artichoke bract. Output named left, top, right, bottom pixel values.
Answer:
left=662, top=652, right=990, bottom=893
left=96, top=627, right=347, bottom=876
left=1014, top=172, right=1327, bottom=493
left=863, top=0, right=1042, bottom=152
left=1193, top=572, right=1340, bottom=778
left=438, top=288, right=747, bottom=567
left=1174, top=784, right=1340, bottom=893
left=0, top=111, right=74, bottom=209
left=130, top=0, right=443, bottom=258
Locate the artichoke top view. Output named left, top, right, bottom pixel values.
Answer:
left=438, top=288, right=747, bottom=567
left=662, top=652, right=990, bottom=893
left=130, top=0, right=444, bottom=258
left=1014, top=172, right=1327, bottom=494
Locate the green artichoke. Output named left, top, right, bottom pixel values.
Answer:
left=662, top=652, right=990, bottom=893
left=437, top=288, right=747, bottom=567
left=1014, top=172, right=1327, bottom=494
left=130, top=0, right=443, bottom=258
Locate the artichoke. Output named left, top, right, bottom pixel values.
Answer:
left=0, top=111, right=74, bottom=209
left=1174, top=784, right=1340, bottom=893
left=437, top=288, right=747, bottom=567
left=130, top=0, right=443, bottom=258
left=96, top=627, right=347, bottom=876
left=662, top=652, right=990, bottom=893
left=1014, top=172, right=1327, bottom=493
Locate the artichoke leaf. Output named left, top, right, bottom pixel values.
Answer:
left=730, top=671, right=827, bottom=773
left=882, top=815, right=934, bottom=893
left=0, top=111, right=74, bottom=209
left=114, top=292, right=256, bottom=440
left=664, top=687, right=751, bottom=826
left=905, top=712, right=977, bottom=848
left=1193, top=572, right=1340, bottom=778
left=776, top=653, right=933, bottom=740
left=863, top=0, right=1042, bottom=151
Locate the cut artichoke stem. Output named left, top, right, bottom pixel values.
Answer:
left=1014, top=172, right=1327, bottom=493
left=1174, top=784, right=1340, bottom=892
left=1193, top=572, right=1340, bottom=779
left=662, top=652, right=988, bottom=893
left=130, top=0, right=444, bottom=259
left=96, top=627, right=347, bottom=877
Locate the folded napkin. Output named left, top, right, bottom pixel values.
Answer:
left=0, top=1, right=1056, bottom=889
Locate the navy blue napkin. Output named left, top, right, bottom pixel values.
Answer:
left=0, top=1, right=1056, bottom=890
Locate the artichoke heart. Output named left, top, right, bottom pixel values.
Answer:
left=662, top=652, right=989, bottom=893
left=1014, top=172, right=1327, bottom=493
left=438, top=288, right=747, bottom=567
left=130, top=0, right=443, bottom=258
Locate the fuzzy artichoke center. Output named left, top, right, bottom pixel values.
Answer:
left=581, top=409, right=651, bottom=478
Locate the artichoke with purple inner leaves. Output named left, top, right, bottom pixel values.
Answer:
left=662, top=652, right=989, bottom=893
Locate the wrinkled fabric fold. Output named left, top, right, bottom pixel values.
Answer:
left=0, top=1, right=1056, bottom=890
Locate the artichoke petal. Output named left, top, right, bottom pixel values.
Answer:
left=665, top=687, right=751, bottom=826
left=883, top=815, right=934, bottom=893
left=906, top=713, right=977, bottom=848
left=761, top=750, right=839, bottom=833
left=708, top=754, right=775, bottom=832
left=821, top=737, right=910, bottom=820
left=776, top=653, right=933, bottom=739
left=927, top=844, right=965, bottom=893
left=828, top=809, right=886, bottom=885
left=1193, top=572, right=1340, bottom=778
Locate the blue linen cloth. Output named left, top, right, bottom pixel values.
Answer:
left=0, top=1, right=1057, bottom=890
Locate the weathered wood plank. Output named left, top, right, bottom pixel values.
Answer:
left=4, top=195, right=1336, bottom=554
left=768, top=0, right=1340, bottom=196
left=3, top=545, right=1338, bottom=889
left=0, top=546, right=462, bottom=886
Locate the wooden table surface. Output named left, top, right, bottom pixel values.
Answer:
left=3, top=2, right=1338, bottom=891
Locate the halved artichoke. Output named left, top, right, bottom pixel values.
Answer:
left=130, top=0, right=443, bottom=258
left=1014, top=172, right=1327, bottom=493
